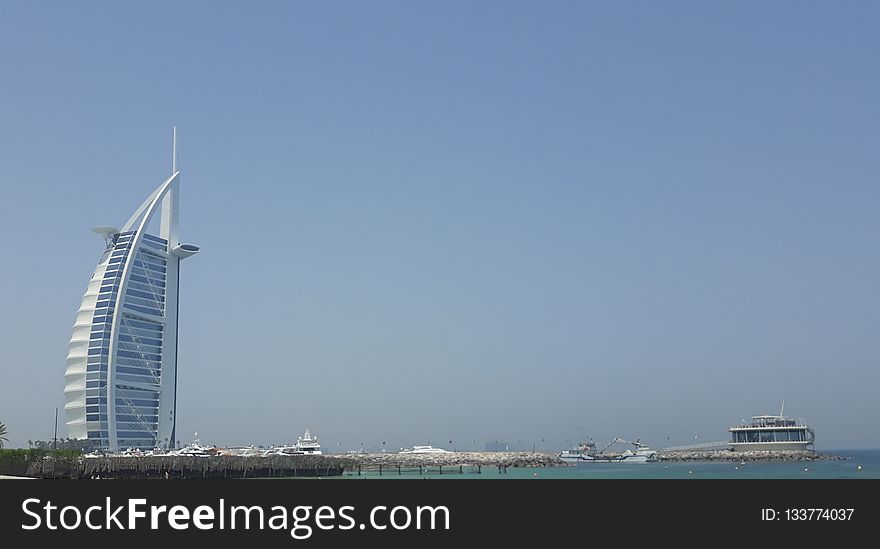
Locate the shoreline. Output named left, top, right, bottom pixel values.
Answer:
left=657, top=449, right=846, bottom=462
left=328, top=451, right=561, bottom=469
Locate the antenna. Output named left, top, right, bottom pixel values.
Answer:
left=780, top=400, right=785, bottom=417
left=172, top=126, right=178, bottom=173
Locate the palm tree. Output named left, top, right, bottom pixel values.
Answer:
left=0, top=421, right=8, bottom=449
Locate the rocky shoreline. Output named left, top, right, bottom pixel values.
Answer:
left=329, top=449, right=847, bottom=468
left=658, top=450, right=846, bottom=462
left=328, top=451, right=563, bottom=469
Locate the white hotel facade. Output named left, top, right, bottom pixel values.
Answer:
left=64, top=129, right=199, bottom=450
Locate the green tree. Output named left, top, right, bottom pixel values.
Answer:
left=0, top=422, right=8, bottom=449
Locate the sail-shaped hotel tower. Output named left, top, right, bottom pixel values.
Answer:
left=64, top=129, right=199, bottom=450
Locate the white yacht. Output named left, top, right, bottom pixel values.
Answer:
left=172, top=433, right=216, bottom=457
left=399, top=445, right=452, bottom=454
left=270, top=428, right=323, bottom=455
left=293, top=428, right=322, bottom=455
left=559, top=438, right=658, bottom=464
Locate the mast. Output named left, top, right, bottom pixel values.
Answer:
left=167, top=126, right=180, bottom=449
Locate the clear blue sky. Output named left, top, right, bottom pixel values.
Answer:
left=1, top=1, right=878, bottom=450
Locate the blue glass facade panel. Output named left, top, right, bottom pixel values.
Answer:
left=85, top=229, right=167, bottom=449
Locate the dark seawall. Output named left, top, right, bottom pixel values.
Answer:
left=12, top=452, right=564, bottom=479
left=23, top=455, right=351, bottom=479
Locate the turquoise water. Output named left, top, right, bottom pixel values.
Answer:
left=339, top=449, right=880, bottom=479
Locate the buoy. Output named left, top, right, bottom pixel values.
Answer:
left=533, top=472, right=538, bottom=477
left=734, top=466, right=739, bottom=470
left=857, top=465, right=862, bottom=470
left=804, top=468, right=809, bottom=472
left=688, top=470, right=693, bottom=474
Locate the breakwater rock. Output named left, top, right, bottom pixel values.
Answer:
left=658, top=449, right=846, bottom=462
left=328, top=451, right=565, bottom=469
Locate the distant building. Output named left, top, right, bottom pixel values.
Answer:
left=485, top=441, right=510, bottom=452
left=63, top=129, right=199, bottom=451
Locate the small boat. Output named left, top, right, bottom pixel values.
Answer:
left=399, top=445, right=452, bottom=454
left=175, top=444, right=215, bottom=457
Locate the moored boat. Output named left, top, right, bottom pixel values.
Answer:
left=559, top=437, right=658, bottom=464
left=270, top=428, right=323, bottom=455
left=399, top=445, right=452, bottom=454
